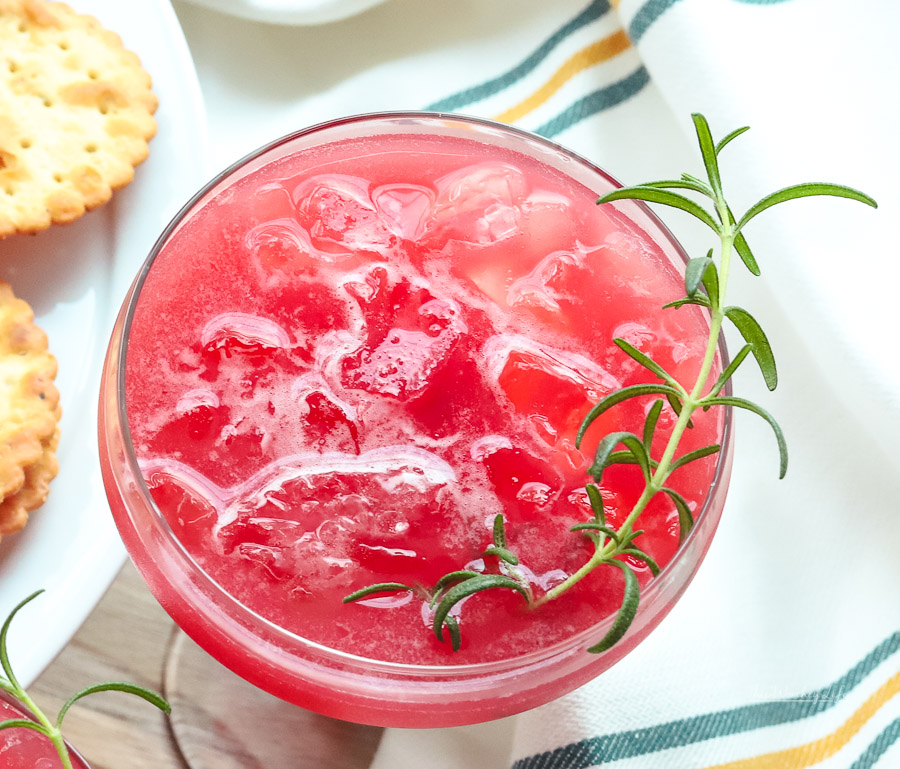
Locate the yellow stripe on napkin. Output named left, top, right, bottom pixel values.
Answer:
left=700, top=670, right=900, bottom=769
left=493, top=30, right=631, bottom=124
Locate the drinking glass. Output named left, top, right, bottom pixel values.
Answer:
left=99, top=113, right=733, bottom=767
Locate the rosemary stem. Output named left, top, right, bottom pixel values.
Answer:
left=12, top=687, right=73, bottom=769
left=537, top=220, right=735, bottom=608
left=49, top=729, right=75, bottom=769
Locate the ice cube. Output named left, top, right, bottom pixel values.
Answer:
left=343, top=327, right=457, bottom=399
left=201, top=312, right=292, bottom=357
left=506, top=249, right=584, bottom=312
left=293, top=174, right=395, bottom=256
left=470, top=435, right=513, bottom=462
left=612, top=321, right=657, bottom=350
left=481, top=447, right=561, bottom=520
left=176, top=388, right=220, bottom=414
left=517, top=189, right=582, bottom=258
left=141, top=459, right=225, bottom=553
left=431, top=163, right=529, bottom=247
left=292, top=374, right=360, bottom=452
left=341, top=269, right=466, bottom=400
left=245, top=219, right=316, bottom=284
left=371, top=183, right=434, bottom=241
left=516, top=481, right=553, bottom=508
left=434, top=163, right=529, bottom=218
left=483, top=334, right=620, bottom=445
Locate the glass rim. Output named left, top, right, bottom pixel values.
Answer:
left=114, top=110, right=734, bottom=677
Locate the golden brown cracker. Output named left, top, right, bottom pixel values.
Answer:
left=0, top=281, right=59, bottom=537
left=0, top=0, right=157, bottom=238
left=0, top=426, right=57, bottom=535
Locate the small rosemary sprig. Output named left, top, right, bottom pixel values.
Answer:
left=344, top=513, right=531, bottom=651
left=344, top=113, right=877, bottom=653
left=0, top=590, right=170, bottom=769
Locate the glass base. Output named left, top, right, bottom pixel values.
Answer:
left=163, top=629, right=384, bottom=768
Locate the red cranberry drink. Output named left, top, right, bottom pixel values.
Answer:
left=0, top=695, right=90, bottom=769
left=100, top=114, right=732, bottom=727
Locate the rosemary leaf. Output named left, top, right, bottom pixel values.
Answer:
left=701, top=255, right=720, bottom=306
left=492, top=514, right=507, bottom=549
left=670, top=444, right=721, bottom=472
left=724, top=306, right=777, bottom=390
left=684, top=256, right=711, bottom=298
left=733, top=230, right=761, bottom=276
left=432, top=571, right=481, bottom=595
left=665, top=392, right=694, bottom=429
left=596, top=186, right=719, bottom=232
left=692, top=113, right=725, bottom=204
left=483, top=546, right=519, bottom=566
left=587, top=562, right=640, bottom=653
left=613, top=338, right=679, bottom=387
left=715, top=125, right=750, bottom=155
left=585, top=483, right=605, bottom=524
left=577, top=383, right=683, bottom=447
left=641, top=178, right=713, bottom=197
left=621, top=548, right=661, bottom=577
left=605, top=451, right=660, bottom=469
left=0, top=719, right=48, bottom=735
left=570, top=521, right=621, bottom=544
left=706, top=395, right=788, bottom=478
left=643, top=400, right=664, bottom=450
left=681, top=172, right=714, bottom=195
left=661, top=487, right=694, bottom=544
left=0, top=591, right=42, bottom=691
left=663, top=295, right=711, bottom=310
left=343, top=583, right=411, bottom=603
left=589, top=432, right=651, bottom=483
left=737, top=183, right=878, bottom=232
left=57, top=683, right=170, bottom=729
left=708, top=343, right=753, bottom=398
left=443, top=615, right=462, bottom=652
left=433, top=575, right=529, bottom=642
left=431, top=572, right=483, bottom=607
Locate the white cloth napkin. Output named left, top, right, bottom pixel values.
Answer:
left=173, top=0, right=900, bottom=765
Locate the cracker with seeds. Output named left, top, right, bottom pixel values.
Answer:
left=0, top=281, right=59, bottom=539
left=0, top=0, right=157, bottom=238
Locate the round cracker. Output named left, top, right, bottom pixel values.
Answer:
left=0, top=426, right=58, bottom=536
left=0, top=280, right=59, bottom=539
left=0, top=0, right=157, bottom=238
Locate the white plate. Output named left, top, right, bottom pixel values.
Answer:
left=0, top=0, right=209, bottom=687
left=177, top=0, right=391, bottom=25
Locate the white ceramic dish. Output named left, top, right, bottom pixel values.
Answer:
left=0, top=0, right=209, bottom=687
left=177, top=0, right=390, bottom=25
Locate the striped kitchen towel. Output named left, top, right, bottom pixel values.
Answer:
left=174, top=0, right=900, bottom=766
left=363, top=1, right=900, bottom=767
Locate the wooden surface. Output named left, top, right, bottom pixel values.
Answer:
left=32, top=563, right=185, bottom=769
left=31, top=563, right=384, bottom=769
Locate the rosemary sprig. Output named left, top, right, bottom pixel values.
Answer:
left=0, top=591, right=170, bottom=769
left=344, top=113, right=877, bottom=653
left=344, top=514, right=532, bottom=650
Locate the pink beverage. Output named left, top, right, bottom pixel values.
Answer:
left=0, top=695, right=90, bottom=769
left=100, top=114, right=732, bottom=727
